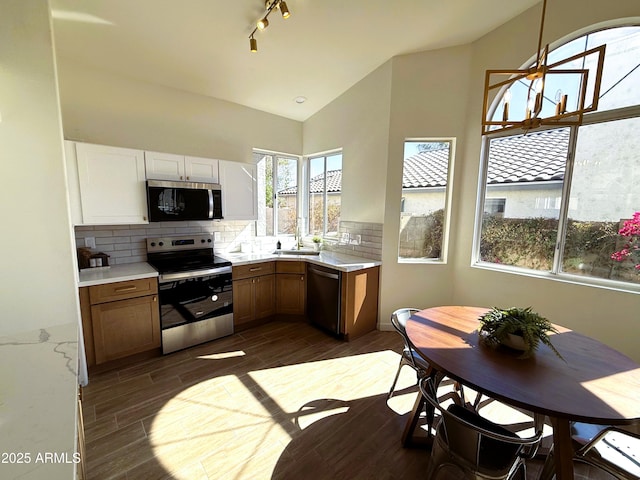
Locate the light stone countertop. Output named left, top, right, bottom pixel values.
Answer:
left=0, top=322, right=79, bottom=480
left=78, top=262, right=159, bottom=287
left=223, top=250, right=381, bottom=272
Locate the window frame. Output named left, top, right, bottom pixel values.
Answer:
left=473, top=105, right=640, bottom=293
left=398, top=137, right=456, bottom=264
left=306, top=149, right=342, bottom=239
left=254, top=149, right=301, bottom=238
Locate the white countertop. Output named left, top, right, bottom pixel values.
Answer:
left=224, top=250, right=381, bottom=272
left=78, top=262, right=159, bottom=287
left=0, top=322, right=78, bottom=479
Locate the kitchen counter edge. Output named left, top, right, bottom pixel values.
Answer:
left=225, top=251, right=381, bottom=272
left=78, top=262, right=159, bottom=287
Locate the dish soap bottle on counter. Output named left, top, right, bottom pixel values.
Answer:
left=276, top=240, right=281, bottom=250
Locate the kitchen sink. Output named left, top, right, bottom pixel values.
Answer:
left=273, top=249, right=320, bottom=256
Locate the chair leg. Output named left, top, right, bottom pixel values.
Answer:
left=388, top=358, right=404, bottom=399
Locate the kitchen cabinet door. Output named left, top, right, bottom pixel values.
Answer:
left=276, top=273, right=305, bottom=315
left=219, top=160, right=257, bottom=220
left=145, top=151, right=185, bottom=180
left=75, top=142, right=148, bottom=224
left=91, top=294, right=160, bottom=364
left=254, top=274, right=276, bottom=319
left=184, top=156, right=219, bottom=183
left=232, top=277, right=254, bottom=326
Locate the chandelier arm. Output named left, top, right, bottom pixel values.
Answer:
left=535, top=0, right=548, bottom=70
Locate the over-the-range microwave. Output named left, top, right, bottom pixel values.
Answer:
left=146, top=180, right=223, bottom=222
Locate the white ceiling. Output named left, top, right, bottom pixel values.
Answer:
left=50, top=0, right=540, bottom=121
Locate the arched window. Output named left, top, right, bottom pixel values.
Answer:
left=475, top=25, right=640, bottom=289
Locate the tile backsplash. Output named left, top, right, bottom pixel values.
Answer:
left=74, top=221, right=254, bottom=265
left=325, top=220, right=383, bottom=260
left=74, top=219, right=383, bottom=266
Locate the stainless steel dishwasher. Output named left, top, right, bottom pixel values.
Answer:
left=307, top=264, right=342, bottom=335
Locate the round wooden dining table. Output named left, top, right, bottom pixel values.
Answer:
left=403, top=306, right=640, bottom=480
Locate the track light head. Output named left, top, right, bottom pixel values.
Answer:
left=249, top=36, right=258, bottom=52
left=279, top=1, right=291, bottom=19
left=257, top=16, right=269, bottom=30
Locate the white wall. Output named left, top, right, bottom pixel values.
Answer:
left=57, top=58, right=302, bottom=162
left=0, top=0, right=78, bottom=336
left=453, top=0, right=640, bottom=360
left=303, top=61, right=393, bottom=224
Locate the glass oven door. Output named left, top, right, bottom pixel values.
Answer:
left=158, top=272, right=233, bottom=329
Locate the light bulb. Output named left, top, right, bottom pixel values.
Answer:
left=257, top=17, right=269, bottom=30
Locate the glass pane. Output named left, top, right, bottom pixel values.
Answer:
left=275, top=156, right=297, bottom=235
left=561, top=117, right=640, bottom=284
left=399, top=141, right=451, bottom=261
left=254, top=152, right=272, bottom=237
left=308, top=154, right=342, bottom=238
left=479, top=129, right=569, bottom=270
left=325, top=153, right=342, bottom=238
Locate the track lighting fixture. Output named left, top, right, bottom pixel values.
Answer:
left=248, top=0, right=292, bottom=52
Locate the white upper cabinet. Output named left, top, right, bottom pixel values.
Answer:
left=75, top=142, right=148, bottom=225
left=145, top=151, right=219, bottom=183
left=219, top=160, right=257, bottom=221
left=184, top=156, right=219, bottom=183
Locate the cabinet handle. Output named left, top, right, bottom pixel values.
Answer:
left=180, top=175, right=183, bottom=180
left=143, top=216, right=147, bottom=221
left=301, top=276, right=304, bottom=281
left=153, top=296, right=157, bottom=302
left=114, top=286, right=137, bottom=293
left=186, top=176, right=190, bottom=180
left=249, top=267, right=262, bottom=272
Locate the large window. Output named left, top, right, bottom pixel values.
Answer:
left=399, top=140, right=454, bottom=262
left=308, top=152, right=342, bottom=238
left=476, top=26, right=640, bottom=288
left=254, top=151, right=299, bottom=237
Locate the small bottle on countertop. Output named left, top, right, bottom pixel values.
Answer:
left=276, top=240, right=281, bottom=250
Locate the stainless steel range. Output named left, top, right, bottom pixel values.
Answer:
left=146, top=234, right=233, bottom=354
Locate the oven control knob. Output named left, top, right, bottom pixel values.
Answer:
left=211, top=295, right=218, bottom=302
left=201, top=239, right=205, bottom=243
left=150, top=242, right=156, bottom=247
left=207, top=239, right=212, bottom=243
left=159, top=242, right=164, bottom=246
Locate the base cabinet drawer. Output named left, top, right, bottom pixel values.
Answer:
left=91, top=294, right=160, bottom=364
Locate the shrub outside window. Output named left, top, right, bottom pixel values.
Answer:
left=399, top=140, right=454, bottom=262
left=308, top=152, right=342, bottom=239
left=476, top=26, right=640, bottom=288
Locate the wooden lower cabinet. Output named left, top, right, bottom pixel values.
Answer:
left=91, top=294, right=160, bottom=364
left=341, top=266, right=380, bottom=341
left=275, top=261, right=305, bottom=316
left=232, top=262, right=276, bottom=329
left=79, top=277, right=160, bottom=369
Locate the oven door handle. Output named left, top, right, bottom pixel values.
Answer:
left=159, top=265, right=232, bottom=283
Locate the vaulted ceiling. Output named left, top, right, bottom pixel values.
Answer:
left=50, top=0, right=540, bottom=121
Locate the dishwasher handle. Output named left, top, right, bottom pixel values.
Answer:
left=308, top=266, right=340, bottom=280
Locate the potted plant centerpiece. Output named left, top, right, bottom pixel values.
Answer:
left=478, top=306, right=564, bottom=360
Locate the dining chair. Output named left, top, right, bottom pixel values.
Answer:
left=419, top=376, right=543, bottom=480
left=388, top=308, right=431, bottom=399
left=539, top=422, right=640, bottom=480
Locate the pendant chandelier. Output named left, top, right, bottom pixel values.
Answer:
left=481, top=0, right=606, bottom=135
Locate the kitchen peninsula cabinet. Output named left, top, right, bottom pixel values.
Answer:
left=145, top=151, right=219, bottom=183
left=80, top=277, right=160, bottom=367
left=232, top=262, right=275, bottom=329
left=275, top=261, right=306, bottom=316
left=340, top=266, right=380, bottom=341
left=69, top=142, right=148, bottom=225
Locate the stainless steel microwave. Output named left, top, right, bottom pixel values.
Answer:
left=146, top=180, right=223, bottom=222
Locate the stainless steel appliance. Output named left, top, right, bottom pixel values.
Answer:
left=146, top=234, right=233, bottom=354
left=146, top=180, right=223, bottom=222
left=307, top=264, right=342, bottom=335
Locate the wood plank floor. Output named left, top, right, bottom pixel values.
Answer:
left=81, top=320, right=602, bottom=480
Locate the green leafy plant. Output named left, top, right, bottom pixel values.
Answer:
left=478, top=306, right=564, bottom=360
left=312, top=236, right=322, bottom=244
